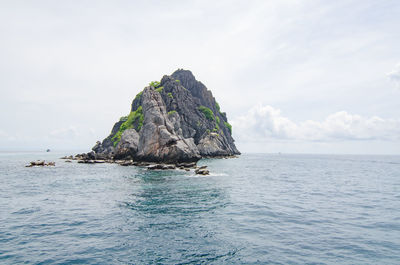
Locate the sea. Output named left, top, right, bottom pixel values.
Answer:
left=0, top=152, right=399, bottom=264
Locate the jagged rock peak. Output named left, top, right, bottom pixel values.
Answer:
left=90, top=69, right=240, bottom=163
left=170, top=69, right=197, bottom=88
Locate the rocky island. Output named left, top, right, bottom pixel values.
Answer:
left=80, top=69, right=240, bottom=165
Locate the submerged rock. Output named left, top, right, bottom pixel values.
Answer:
left=85, top=69, right=240, bottom=163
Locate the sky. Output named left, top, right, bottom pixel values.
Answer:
left=1, top=0, right=399, bottom=154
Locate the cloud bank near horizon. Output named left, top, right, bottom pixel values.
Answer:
left=232, top=105, right=400, bottom=142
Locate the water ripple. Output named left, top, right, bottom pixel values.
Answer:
left=0, top=153, right=399, bottom=264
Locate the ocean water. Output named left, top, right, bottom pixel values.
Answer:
left=0, top=152, right=399, bottom=264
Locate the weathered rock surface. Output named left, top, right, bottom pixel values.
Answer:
left=135, top=88, right=200, bottom=163
left=114, top=129, right=139, bottom=160
left=87, top=69, right=240, bottom=163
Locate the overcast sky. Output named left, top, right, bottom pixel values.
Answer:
left=1, top=0, right=399, bottom=154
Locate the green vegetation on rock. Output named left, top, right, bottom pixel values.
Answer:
left=149, top=81, right=160, bottom=88
left=211, top=128, right=220, bottom=137
left=136, top=110, right=144, bottom=131
left=167, top=110, right=177, bottom=115
left=111, top=132, right=122, bottom=147
left=215, top=102, right=220, bottom=112
left=112, top=106, right=144, bottom=146
left=198, top=106, right=215, bottom=121
left=134, top=91, right=143, bottom=101
left=176, top=79, right=180, bottom=83
left=224, top=121, right=232, bottom=134
left=167, top=92, right=173, bottom=99
left=155, top=86, right=163, bottom=93
left=215, top=116, right=221, bottom=131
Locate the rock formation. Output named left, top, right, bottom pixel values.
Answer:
left=90, top=69, right=240, bottom=163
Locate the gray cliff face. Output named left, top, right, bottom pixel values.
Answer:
left=92, top=69, right=240, bottom=162
left=135, top=87, right=200, bottom=162
left=114, top=129, right=139, bottom=159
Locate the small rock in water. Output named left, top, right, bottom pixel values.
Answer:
left=26, top=160, right=55, bottom=167
left=195, top=168, right=209, bottom=175
left=34, top=160, right=45, bottom=166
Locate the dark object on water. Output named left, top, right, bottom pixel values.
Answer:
left=46, top=149, right=50, bottom=152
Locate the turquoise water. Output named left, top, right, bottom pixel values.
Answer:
left=0, top=152, right=399, bottom=264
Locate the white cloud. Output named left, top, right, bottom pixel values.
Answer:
left=232, top=105, right=400, bottom=142
left=387, top=63, right=400, bottom=88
